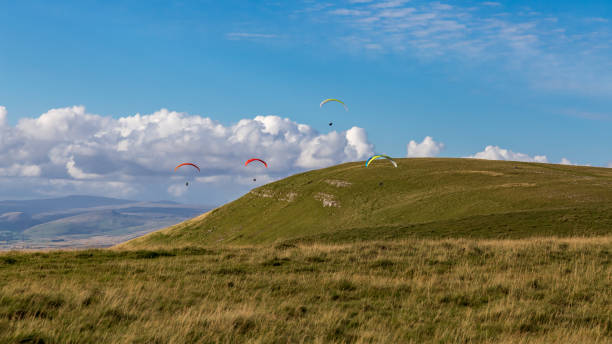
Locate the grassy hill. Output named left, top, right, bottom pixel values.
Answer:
left=3, top=158, right=611, bottom=343
left=122, top=158, right=612, bottom=248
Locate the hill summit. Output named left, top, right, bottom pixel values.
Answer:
left=120, top=158, right=612, bottom=248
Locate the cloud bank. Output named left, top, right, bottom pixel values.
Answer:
left=468, top=147, right=593, bottom=166
left=0, top=106, right=374, bottom=202
left=467, top=145, right=548, bottom=163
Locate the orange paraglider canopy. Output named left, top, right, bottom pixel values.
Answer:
left=174, top=163, right=200, bottom=172
left=244, top=158, right=267, bottom=168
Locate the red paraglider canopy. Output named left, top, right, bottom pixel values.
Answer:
left=174, top=163, right=200, bottom=172
left=245, top=158, right=268, bottom=168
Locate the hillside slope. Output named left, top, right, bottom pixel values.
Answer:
left=121, top=158, right=612, bottom=248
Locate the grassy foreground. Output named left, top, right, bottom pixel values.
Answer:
left=1, top=236, right=610, bottom=343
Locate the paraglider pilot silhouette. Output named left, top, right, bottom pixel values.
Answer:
left=320, top=98, right=348, bottom=127
left=174, top=163, right=200, bottom=187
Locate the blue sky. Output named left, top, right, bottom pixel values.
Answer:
left=0, top=0, right=611, bottom=203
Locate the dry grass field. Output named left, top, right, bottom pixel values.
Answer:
left=1, top=236, right=610, bottom=343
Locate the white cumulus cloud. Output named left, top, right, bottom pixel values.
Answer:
left=66, top=158, right=102, bottom=179
left=0, top=106, right=7, bottom=126
left=468, top=145, right=548, bottom=163
left=559, top=158, right=574, bottom=165
left=406, top=136, right=444, bottom=157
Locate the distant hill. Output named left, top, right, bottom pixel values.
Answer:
left=120, top=158, right=612, bottom=249
left=0, top=212, right=36, bottom=231
left=0, top=195, right=134, bottom=217
left=0, top=195, right=212, bottom=250
left=24, top=210, right=153, bottom=237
